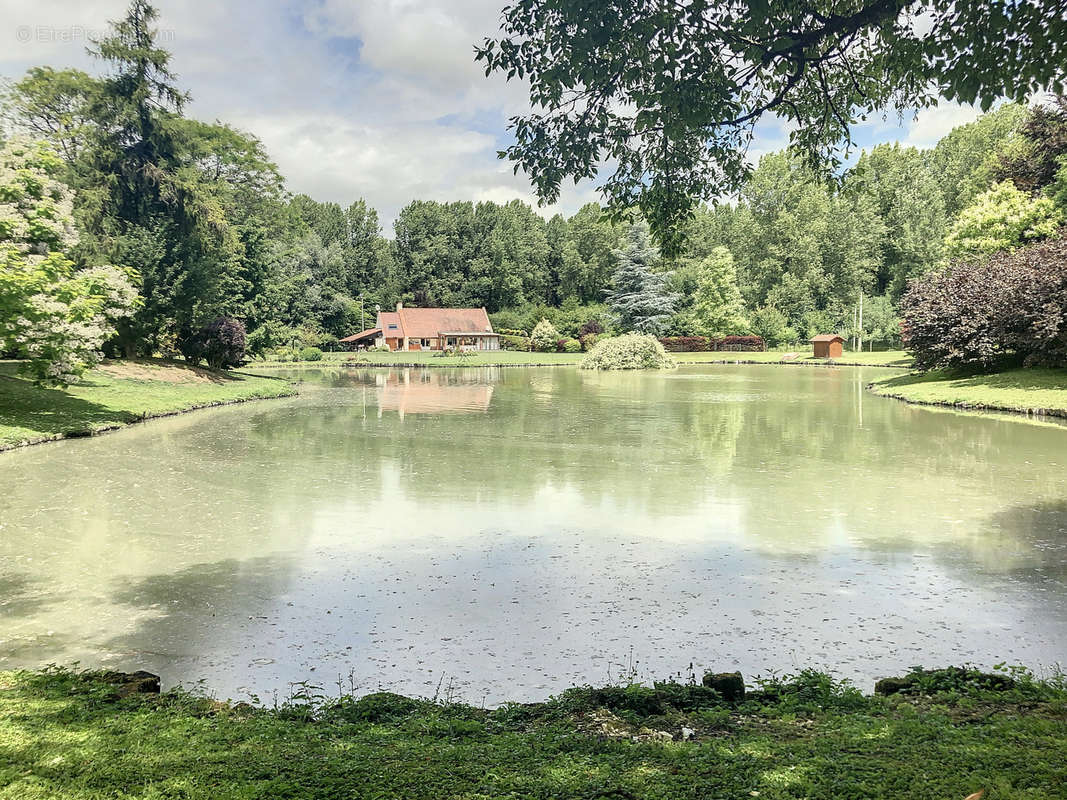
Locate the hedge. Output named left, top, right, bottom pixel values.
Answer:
left=659, top=335, right=766, bottom=352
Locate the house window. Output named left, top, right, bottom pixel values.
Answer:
left=387, top=324, right=398, bottom=330
left=447, top=337, right=456, bottom=346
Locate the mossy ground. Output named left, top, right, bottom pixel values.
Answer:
left=0, top=359, right=294, bottom=450
left=1, top=667, right=1064, bottom=799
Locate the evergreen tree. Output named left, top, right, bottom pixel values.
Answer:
left=607, top=223, right=677, bottom=334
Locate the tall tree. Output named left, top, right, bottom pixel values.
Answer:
left=845, top=144, right=945, bottom=297
left=927, top=102, right=1027, bottom=216
left=690, top=247, right=748, bottom=337
left=607, top=223, right=677, bottom=333
left=477, top=0, right=1065, bottom=252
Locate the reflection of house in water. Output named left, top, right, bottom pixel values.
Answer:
left=376, top=369, right=495, bottom=419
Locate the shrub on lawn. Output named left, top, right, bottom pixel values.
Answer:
left=299, top=346, right=324, bottom=362
left=562, top=338, right=582, bottom=353
left=500, top=334, right=531, bottom=351
left=901, top=234, right=1067, bottom=369
left=579, top=332, right=600, bottom=351
left=580, top=333, right=676, bottom=370
left=578, top=320, right=604, bottom=338
left=531, top=319, right=561, bottom=352
left=182, top=317, right=246, bottom=369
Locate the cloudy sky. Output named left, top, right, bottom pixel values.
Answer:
left=1, top=0, right=986, bottom=233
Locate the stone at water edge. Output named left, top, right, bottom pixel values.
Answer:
left=701, top=671, right=745, bottom=701
left=873, top=676, right=913, bottom=696
left=97, top=670, right=161, bottom=697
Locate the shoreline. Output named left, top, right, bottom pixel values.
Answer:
left=0, top=389, right=297, bottom=454
left=866, top=365, right=1067, bottom=421
left=868, top=383, right=1067, bottom=420
left=2, top=665, right=1062, bottom=799
left=0, top=361, right=296, bottom=454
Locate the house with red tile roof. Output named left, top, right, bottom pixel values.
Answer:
left=339, top=303, right=500, bottom=352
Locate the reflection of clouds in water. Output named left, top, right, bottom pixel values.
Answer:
left=1, top=366, right=1066, bottom=701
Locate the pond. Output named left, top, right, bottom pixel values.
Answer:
left=1, top=365, right=1065, bottom=703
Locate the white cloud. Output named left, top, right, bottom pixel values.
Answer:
left=238, top=111, right=599, bottom=231
left=901, top=102, right=983, bottom=148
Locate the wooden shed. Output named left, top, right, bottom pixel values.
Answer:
left=810, top=334, right=845, bottom=359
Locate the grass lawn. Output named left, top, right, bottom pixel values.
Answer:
left=869, top=366, right=1067, bottom=417
left=250, top=348, right=913, bottom=369
left=1, top=667, right=1064, bottom=800
left=0, top=359, right=294, bottom=451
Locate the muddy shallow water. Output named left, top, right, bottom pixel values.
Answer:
left=2, top=365, right=1065, bottom=703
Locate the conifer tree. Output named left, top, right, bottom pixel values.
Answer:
left=607, top=223, right=677, bottom=334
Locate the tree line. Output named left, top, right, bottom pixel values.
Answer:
left=2, top=0, right=1063, bottom=382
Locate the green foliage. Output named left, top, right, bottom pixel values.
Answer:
left=860, top=294, right=902, bottom=348
left=529, top=318, right=560, bottom=352
left=846, top=144, right=947, bottom=297
left=994, top=96, right=1067, bottom=193
left=499, top=334, right=530, bottom=351
left=607, top=223, right=677, bottom=334
left=476, top=1, right=1064, bottom=253
left=580, top=333, right=676, bottom=370
left=299, top=346, right=323, bottom=362
left=944, top=181, right=1061, bottom=259
left=491, top=301, right=612, bottom=339
left=749, top=306, right=794, bottom=348
left=690, top=246, right=748, bottom=337
left=0, top=137, right=137, bottom=385
left=562, top=337, right=581, bottom=353
left=928, top=103, right=1028, bottom=216
left=5, top=666, right=1066, bottom=800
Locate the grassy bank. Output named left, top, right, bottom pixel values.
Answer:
left=869, top=366, right=1067, bottom=417
left=0, top=360, right=295, bottom=451
left=1, top=667, right=1064, bottom=799
left=250, top=349, right=913, bottom=369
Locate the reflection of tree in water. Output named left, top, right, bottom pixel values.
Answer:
left=0, top=572, right=51, bottom=618
left=219, top=366, right=1067, bottom=563
left=102, top=555, right=299, bottom=683
left=961, top=501, right=1067, bottom=582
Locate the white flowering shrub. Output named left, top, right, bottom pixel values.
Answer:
left=530, top=318, right=560, bottom=352
left=579, top=333, right=676, bottom=370
left=0, top=137, right=139, bottom=385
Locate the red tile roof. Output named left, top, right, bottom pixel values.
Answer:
left=378, top=312, right=404, bottom=337
left=376, top=307, right=494, bottom=339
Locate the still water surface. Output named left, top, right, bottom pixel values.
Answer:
left=2, top=365, right=1066, bottom=702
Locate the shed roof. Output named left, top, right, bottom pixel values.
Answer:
left=810, top=334, right=845, bottom=343
left=338, top=327, right=381, bottom=343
